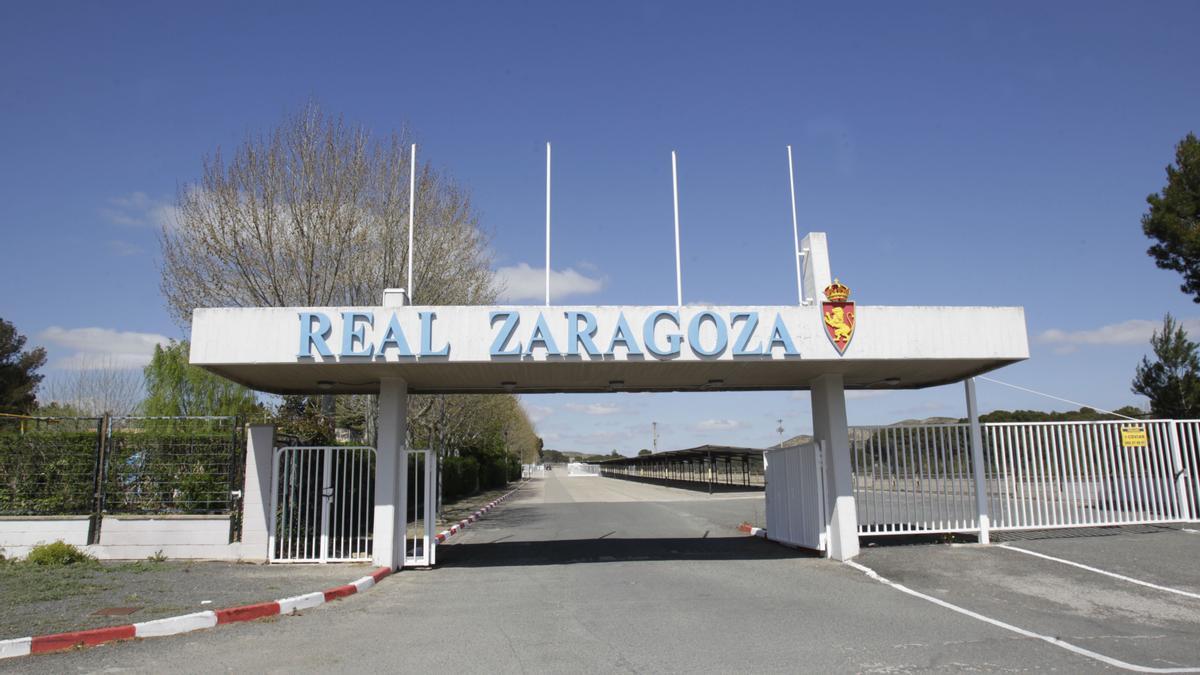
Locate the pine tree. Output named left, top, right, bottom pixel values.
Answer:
left=1143, top=133, right=1200, bottom=301
left=1131, top=314, right=1200, bottom=418
left=0, top=317, right=47, bottom=415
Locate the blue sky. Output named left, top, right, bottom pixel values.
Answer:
left=1, top=2, right=1198, bottom=453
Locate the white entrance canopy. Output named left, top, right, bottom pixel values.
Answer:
left=190, top=303, right=1027, bottom=395
left=186, top=232, right=1028, bottom=567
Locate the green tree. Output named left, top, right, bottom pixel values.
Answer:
left=142, top=340, right=261, bottom=418
left=0, top=317, right=47, bottom=415
left=1143, top=133, right=1200, bottom=301
left=637, top=449, right=652, bottom=456
left=1131, top=314, right=1200, bottom=418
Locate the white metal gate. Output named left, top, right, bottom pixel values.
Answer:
left=270, top=446, right=375, bottom=563
left=765, top=442, right=828, bottom=552
left=849, top=419, right=1197, bottom=536
left=402, top=449, right=437, bottom=567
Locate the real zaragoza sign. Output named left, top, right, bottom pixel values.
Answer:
left=297, top=306, right=804, bottom=360
left=296, top=281, right=858, bottom=361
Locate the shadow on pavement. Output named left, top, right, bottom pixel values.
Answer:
left=438, top=536, right=818, bottom=567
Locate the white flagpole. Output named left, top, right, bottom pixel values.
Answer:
left=545, top=142, right=551, bottom=307
left=407, top=143, right=417, bottom=301
left=672, top=150, right=682, bottom=308
left=787, top=145, right=803, bottom=305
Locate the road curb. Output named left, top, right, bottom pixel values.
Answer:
left=738, top=522, right=768, bottom=538
left=434, top=481, right=526, bottom=545
left=0, top=566, right=392, bottom=660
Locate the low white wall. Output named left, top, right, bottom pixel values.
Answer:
left=91, top=515, right=239, bottom=560
left=0, top=516, right=247, bottom=561
left=0, top=517, right=91, bottom=558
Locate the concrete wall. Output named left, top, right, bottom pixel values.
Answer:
left=0, top=517, right=90, bottom=558
left=1, top=423, right=275, bottom=562
left=0, top=516, right=245, bottom=561
left=91, top=515, right=237, bottom=560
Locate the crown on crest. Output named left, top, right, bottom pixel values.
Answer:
left=824, top=279, right=851, bottom=302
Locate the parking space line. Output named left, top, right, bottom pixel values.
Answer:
left=997, top=544, right=1200, bottom=602
left=1182, top=529, right=1200, bottom=535
left=845, top=560, right=1200, bottom=673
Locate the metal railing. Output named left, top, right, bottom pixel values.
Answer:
left=851, top=419, right=1199, bottom=536
left=0, top=415, right=244, bottom=543
left=270, top=446, right=375, bottom=563
left=851, top=424, right=979, bottom=535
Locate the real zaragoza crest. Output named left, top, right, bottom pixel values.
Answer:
left=822, top=279, right=855, bottom=355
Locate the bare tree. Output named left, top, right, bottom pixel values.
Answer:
left=161, top=102, right=514, bottom=439
left=42, top=358, right=143, bottom=417
left=160, top=101, right=495, bottom=324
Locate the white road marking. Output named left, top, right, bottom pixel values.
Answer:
left=997, top=544, right=1200, bottom=602
left=1182, top=528, right=1200, bottom=535
left=845, top=560, right=1200, bottom=673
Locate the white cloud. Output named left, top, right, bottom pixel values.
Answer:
left=494, top=263, right=604, bottom=302
left=564, top=402, right=623, bottom=416
left=522, top=402, right=553, bottom=423
left=695, top=419, right=744, bottom=431
left=1037, top=318, right=1200, bottom=354
left=40, top=326, right=171, bottom=370
left=101, top=192, right=179, bottom=230
left=106, top=239, right=143, bottom=257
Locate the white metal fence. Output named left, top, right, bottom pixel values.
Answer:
left=522, top=464, right=546, bottom=478
left=851, top=420, right=1199, bottom=537
left=765, top=442, right=827, bottom=551
left=567, top=462, right=600, bottom=476
left=270, top=446, right=375, bottom=563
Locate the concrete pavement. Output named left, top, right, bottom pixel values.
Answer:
left=14, top=473, right=1200, bottom=673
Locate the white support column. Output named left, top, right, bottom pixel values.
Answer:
left=965, top=378, right=991, bottom=543
left=800, top=232, right=832, bottom=305
left=374, top=377, right=408, bottom=569
left=811, top=373, right=859, bottom=561
left=239, top=424, right=275, bottom=562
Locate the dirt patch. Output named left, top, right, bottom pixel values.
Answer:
left=0, top=559, right=372, bottom=639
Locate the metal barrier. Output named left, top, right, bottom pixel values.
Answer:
left=983, top=421, right=1190, bottom=531
left=850, top=420, right=1199, bottom=536
left=567, top=462, right=601, bottom=476
left=765, top=442, right=827, bottom=551
left=270, top=446, right=375, bottom=563
left=851, top=424, right=979, bottom=535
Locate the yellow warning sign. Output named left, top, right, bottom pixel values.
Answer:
left=1120, top=425, right=1148, bottom=448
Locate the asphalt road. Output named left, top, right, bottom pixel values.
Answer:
left=11, top=473, right=1200, bottom=673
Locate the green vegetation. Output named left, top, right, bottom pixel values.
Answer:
left=142, top=340, right=262, bottom=418
left=0, top=317, right=46, bottom=415
left=1131, top=314, right=1200, bottom=418
left=25, top=541, right=96, bottom=566
left=1142, top=132, right=1200, bottom=302
left=972, top=405, right=1146, bottom=424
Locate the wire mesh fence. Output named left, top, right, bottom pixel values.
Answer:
left=103, top=416, right=243, bottom=516
left=0, top=414, right=244, bottom=547
left=0, top=416, right=102, bottom=516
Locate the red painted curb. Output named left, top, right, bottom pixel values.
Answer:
left=216, top=601, right=281, bottom=625
left=323, top=584, right=356, bottom=602
left=6, top=565, right=394, bottom=661
left=738, top=522, right=753, bottom=533
left=30, top=624, right=136, bottom=654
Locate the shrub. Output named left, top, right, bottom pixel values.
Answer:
left=26, top=541, right=96, bottom=566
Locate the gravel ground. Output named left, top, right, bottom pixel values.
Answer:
left=0, top=559, right=373, bottom=639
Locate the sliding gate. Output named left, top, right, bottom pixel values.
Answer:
left=270, top=446, right=376, bottom=563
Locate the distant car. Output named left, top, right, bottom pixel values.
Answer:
left=545, top=464, right=552, bottom=471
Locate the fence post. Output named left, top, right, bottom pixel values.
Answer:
left=87, top=414, right=111, bottom=545
left=1169, top=420, right=1192, bottom=521
left=965, top=379, right=990, bottom=544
